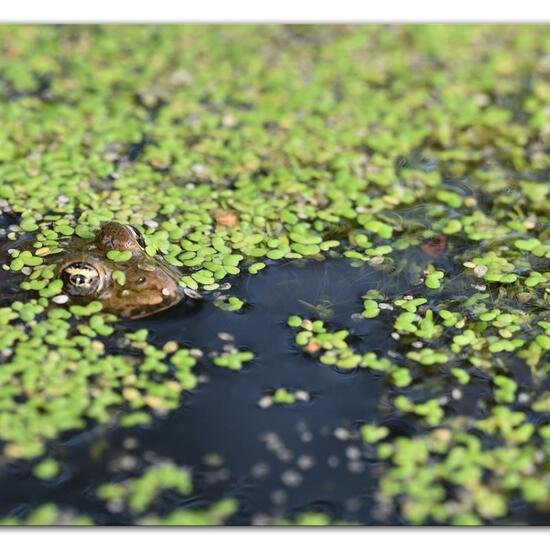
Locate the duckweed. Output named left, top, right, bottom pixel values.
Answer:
left=272, top=388, right=297, bottom=405
left=97, top=462, right=192, bottom=514
left=374, top=413, right=548, bottom=525
left=361, top=424, right=390, bottom=444
left=33, top=458, right=61, bottom=480
left=214, top=295, right=245, bottom=312
left=0, top=504, right=93, bottom=526
left=106, top=250, right=133, bottom=262
left=213, top=350, right=254, bottom=370
left=425, top=270, right=444, bottom=290
left=0, top=308, right=199, bottom=460
left=362, top=299, right=381, bottom=319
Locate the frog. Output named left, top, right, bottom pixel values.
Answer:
left=55, top=222, right=185, bottom=319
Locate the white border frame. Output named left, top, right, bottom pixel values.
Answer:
left=1, top=0, right=550, bottom=23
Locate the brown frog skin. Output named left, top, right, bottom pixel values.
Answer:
left=56, top=222, right=185, bottom=319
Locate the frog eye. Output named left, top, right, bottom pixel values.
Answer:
left=127, top=225, right=147, bottom=249
left=61, top=262, right=103, bottom=297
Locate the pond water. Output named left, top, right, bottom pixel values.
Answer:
left=0, top=250, right=395, bottom=523
left=0, top=226, right=540, bottom=525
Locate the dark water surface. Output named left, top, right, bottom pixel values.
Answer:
left=0, top=251, right=418, bottom=524
left=1, top=217, right=548, bottom=525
